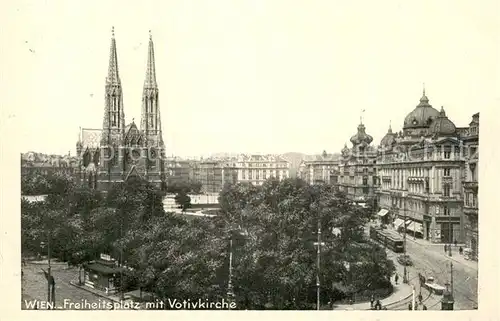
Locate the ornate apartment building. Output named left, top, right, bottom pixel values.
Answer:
left=298, top=152, right=340, bottom=185
left=235, top=154, right=290, bottom=186
left=337, top=122, right=379, bottom=203
left=375, top=90, right=478, bottom=245
left=462, top=113, right=479, bottom=259
left=192, top=160, right=238, bottom=193
left=76, top=28, right=166, bottom=191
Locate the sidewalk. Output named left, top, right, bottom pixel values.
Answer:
left=333, top=281, right=412, bottom=310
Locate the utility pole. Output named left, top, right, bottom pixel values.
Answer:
left=402, top=193, right=408, bottom=284
left=227, top=237, right=234, bottom=309
left=313, top=219, right=325, bottom=311
left=47, top=234, right=52, bottom=305
left=448, top=206, right=453, bottom=256
left=411, top=285, right=416, bottom=310
left=450, top=262, right=454, bottom=299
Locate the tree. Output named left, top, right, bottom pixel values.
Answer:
left=175, top=192, right=191, bottom=212
left=216, top=178, right=395, bottom=309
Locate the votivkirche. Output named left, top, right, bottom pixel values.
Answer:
left=76, top=28, right=166, bottom=191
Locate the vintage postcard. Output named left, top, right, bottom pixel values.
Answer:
left=1, top=0, right=498, bottom=320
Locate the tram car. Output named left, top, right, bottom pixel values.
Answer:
left=369, top=226, right=405, bottom=253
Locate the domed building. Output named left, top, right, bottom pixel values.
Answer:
left=375, top=88, right=478, bottom=247
left=350, top=123, right=374, bottom=149
left=379, top=123, right=397, bottom=150
left=337, top=122, right=378, bottom=205
left=403, top=89, right=441, bottom=138
left=429, top=107, right=457, bottom=137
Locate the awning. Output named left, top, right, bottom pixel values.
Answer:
left=377, top=209, right=389, bottom=217
left=405, top=219, right=412, bottom=225
left=394, top=218, right=405, bottom=228
left=407, top=221, right=424, bottom=234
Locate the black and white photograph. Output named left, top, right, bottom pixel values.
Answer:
left=1, top=0, right=498, bottom=318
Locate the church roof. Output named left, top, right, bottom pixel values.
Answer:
left=403, top=90, right=440, bottom=129
left=80, top=128, right=102, bottom=149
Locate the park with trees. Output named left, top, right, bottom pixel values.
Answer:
left=21, top=172, right=395, bottom=309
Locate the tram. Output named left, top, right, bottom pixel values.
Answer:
left=369, top=226, right=405, bottom=253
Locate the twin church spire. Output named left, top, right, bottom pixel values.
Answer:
left=102, top=27, right=162, bottom=147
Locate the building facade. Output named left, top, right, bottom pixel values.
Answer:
left=76, top=29, right=166, bottom=191
left=337, top=123, right=379, bottom=203
left=375, top=90, right=478, bottom=244
left=21, top=152, right=79, bottom=178
left=193, top=160, right=238, bottom=193
left=165, top=157, right=197, bottom=184
left=298, top=152, right=340, bottom=185
left=462, top=113, right=479, bottom=259
left=235, top=154, right=290, bottom=186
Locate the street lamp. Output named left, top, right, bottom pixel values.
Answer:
left=402, top=192, right=408, bottom=284
left=227, top=236, right=235, bottom=309
left=313, top=220, right=325, bottom=311
left=448, top=203, right=452, bottom=257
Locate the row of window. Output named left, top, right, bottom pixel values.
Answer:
left=242, top=170, right=287, bottom=180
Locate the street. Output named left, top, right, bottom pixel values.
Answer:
left=365, top=224, right=478, bottom=310
left=404, top=238, right=478, bottom=310
left=21, top=262, right=112, bottom=310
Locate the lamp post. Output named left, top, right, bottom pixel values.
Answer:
left=448, top=204, right=452, bottom=257
left=402, top=192, right=408, bottom=284
left=313, top=220, right=325, bottom=311
left=441, top=262, right=455, bottom=310
left=227, top=235, right=235, bottom=309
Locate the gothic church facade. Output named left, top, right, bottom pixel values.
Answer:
left=76, top=28, right=166, bottom=191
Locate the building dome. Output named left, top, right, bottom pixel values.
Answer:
left=429, top=106, right=456, bottom=136
left=380, top=124, right=397, bottom=147
left=341, top=143, right=350, bottom=156
left=350, top=123, right=373, bottom=147
left=403, top=90, right=440, bottom=129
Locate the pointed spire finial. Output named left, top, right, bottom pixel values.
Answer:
left=389, top=120, right=392, bottom=131
left=112, top=26, right=115, bottom=38
left=143, top=31, right=157, bottom=89
left=423, top=82, right=425, bottom=95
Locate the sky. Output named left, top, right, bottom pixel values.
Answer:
left=1, top=0, right=499, bottom=157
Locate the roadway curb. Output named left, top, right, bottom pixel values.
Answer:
left=333, top=286, right=413, bottom=310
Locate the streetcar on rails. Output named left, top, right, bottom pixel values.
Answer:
left=369, top=226, right=405, bottom=253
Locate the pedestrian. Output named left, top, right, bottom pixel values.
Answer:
left=375, top=300, right=382, bottom=310
left=444, top=244, right=447, bottom=253
left=408, top=303, right=412, bottom=310
left=422, top=304, right=427, bottom=310
left=459, top=246, right=463, bottom=255
left=418, top=292, right=423, bottom=303
left=370, top=295, right=375, bottom=308
left=454, top=239, right=458, bottom=247
left=394, top=273, right=399, bottom=285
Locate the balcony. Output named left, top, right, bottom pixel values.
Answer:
left=463, top=204, right=478, bottom=216
left=463, top=181, right=478, bottom=192
left=382, top=176, right=392, bottom=182
left=407, top=176, right=426, bottom=183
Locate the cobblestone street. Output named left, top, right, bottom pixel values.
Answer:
left=21, top=262, right=112, bottom=310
